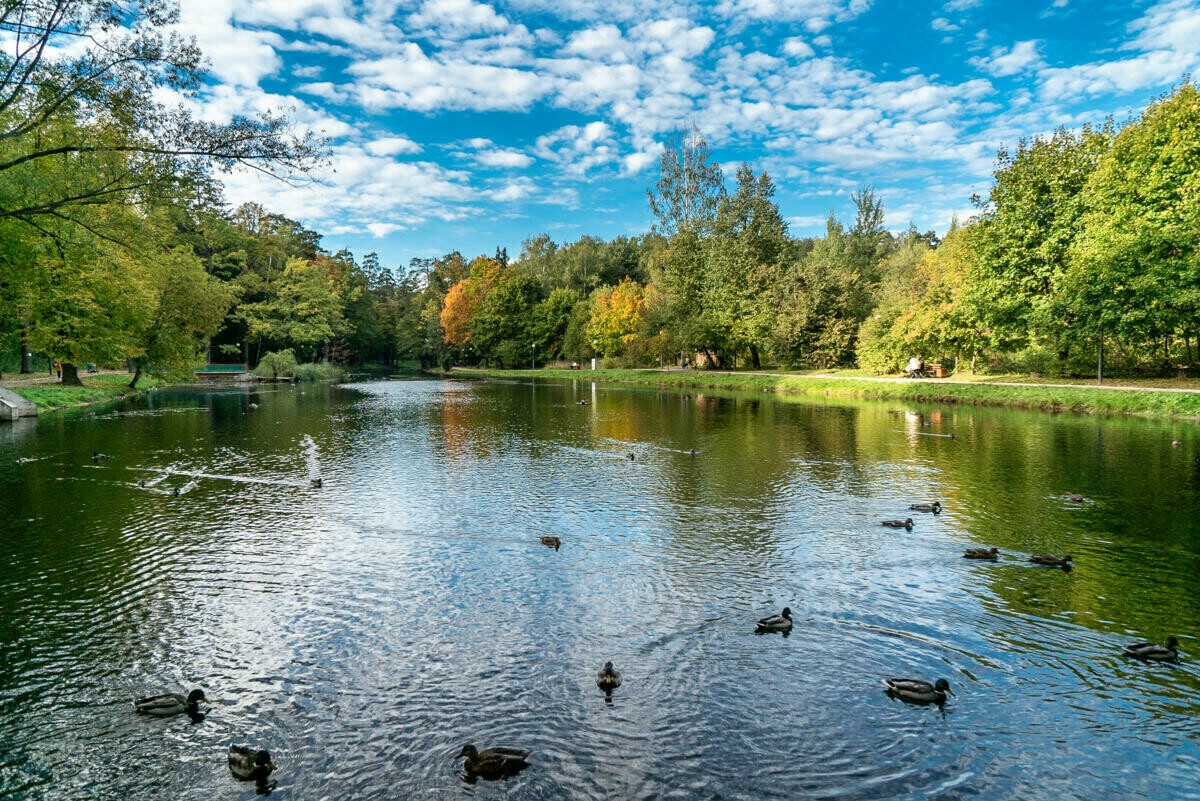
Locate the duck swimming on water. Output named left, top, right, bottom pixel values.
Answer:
left=963, top=547, right=999, bottom=560
left=596, top=661, right=622, bottom=692
left=457, top=745, right=531, bottom=780
left=228, top=746, right=276, bottom=786
left=92, top=451, right=111, bottom=461
left=909, top=502, right=941, bottom=513
left=1029, top=553, right=1072, bottom=568
left=882, top=518, right=914, bottom=530
left=540, top=535, right=561, bottom=550
left=134, top=689, right=209, bottom=716
left=1122, top=636, right=1180, bottom=662
left=756, top=607, right=793, bottom=632
left=883, top=677, right=953, bottom=705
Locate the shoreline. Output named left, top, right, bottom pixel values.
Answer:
left=447, top=367, right=1200, bottom=419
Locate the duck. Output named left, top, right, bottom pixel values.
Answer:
left=596, top=661, right=622, bottom=692
left=248, top=402, right=259, bottom=409
left=626, top=452, right=635, bottom=461
left=1028, top=553, right=1072, bottom=567
left=577, top=399, right=589, bottom=406
left=756, top=607, right=793, bottom=632
left=963, top=547, right=1000, bottom=560
left=138, top=479, right=148, bottom=488
left=882, top=518, right=914, bottom=530
left=1062, top=492, right=1084, bottom=502
left=310, top=477, right=323, bottom=488
left=92, top=451, right=111, bottom=461
left=909, top=502, right=942, bottom=513
left=457, top=745, right=531, bottom=779
left=134, top=689, right=209, bottom=716
left=539, top=535, right=561, bottom=550
left=228, top=746, right=276, bottom=783
left=689, top=449, right=696, bottom=457
left=1122, top=636, right=1180, bottom=662
left=883, top=677, right=953, bottom=705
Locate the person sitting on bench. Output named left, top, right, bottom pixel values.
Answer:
left=905, top=356, right=925, bottom=378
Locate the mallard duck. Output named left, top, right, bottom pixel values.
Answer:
left=228, top=746, right=276, bottom=782
left=909, top=502, right=942, bottom=513
left=883, top=677, right=953, bottom=704
left=138, top=479, right=148, bottom=488
left=689, top=449, right=696, bottom=457
left=457, top=745, right=531, bottom=778
left=882, top=518, right=914, bottom=529
left=92, top=451, right=111, bottom=461
left=1122, top=636, right=1180, bottom=661
left=540, top=535, right=561, bottom=550
left=963, top=547, right=999, bottom=560
left=1062, top=492, right=1084, bottom=502
left=596, top=661, right=622, bottom=692
left=310, top=477, right=323, bottom=488
left=756, top=607, right=793, bottom=632
left=134, top=689, right=209, bottom=716
left=626, top=452, right=635, bottom=461
left=1029, top=553, right=1072, bottom=567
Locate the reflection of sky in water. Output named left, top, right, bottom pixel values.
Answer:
left=0, top=379, right=1197, bottom=800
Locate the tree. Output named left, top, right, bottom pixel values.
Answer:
left=646, top=123, right=725, bottom=236
left=0, top=0, right=324, bottom=241
left=707, top=164, right=789, bottom=367
left=587, top=278, right=646, bottom=357
left=470, top=270, right=542, bottom=367
left=131, top=246, right=234, bottom=387
left=969, top=124, right=1113, bottom=358
left=241, top=257, right=346, bottom=361
left=1068, top=82, right=1200, bottom=367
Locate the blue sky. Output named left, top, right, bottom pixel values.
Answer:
left=178, top=0, right=1200, bottom=268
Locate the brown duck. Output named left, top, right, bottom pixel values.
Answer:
left=457, top=745, right=531, bottom=779
left=963, top=547, right=999, bottom=560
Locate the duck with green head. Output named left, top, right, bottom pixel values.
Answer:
left=134, top=689, right=209, bottom=717
left=756, top=607, right=793, bottom=633
left=883, top=678, right=953, bottom=705
left=1122, top=636, right=1180, bottom=662
left=228, top=745, right=276, bottom=783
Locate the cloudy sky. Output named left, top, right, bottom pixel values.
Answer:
left=181, top=0, right=1200, bottom=267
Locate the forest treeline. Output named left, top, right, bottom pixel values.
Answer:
left=1, top=1, right=1197, bottom=384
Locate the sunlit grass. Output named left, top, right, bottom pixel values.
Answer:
left=454, top=367, right=1200, bottom=418
left=11, top=373, right=166, bottom=412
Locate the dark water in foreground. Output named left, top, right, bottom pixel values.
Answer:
left=1, top=378, right=1198, bottom=800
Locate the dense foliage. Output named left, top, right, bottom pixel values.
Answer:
left=1, top=15, right=1196, bottom=386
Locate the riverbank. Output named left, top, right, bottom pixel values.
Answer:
left=450, top=367, right=1200, bottom=418
left=1, top=373, right=168, bottom=413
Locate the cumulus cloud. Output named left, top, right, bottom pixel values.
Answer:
left=365, top=136, right=423, bottom=156
left=971, top=40, right=1044, bottom=77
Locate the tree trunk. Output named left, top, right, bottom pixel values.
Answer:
left=19, top=332, right=32, bottom=373
left=61, top=363, right=83, bottom=386
left=129, top=361, right=143, bottom=389
left=749, top=344, right=761, bottom=370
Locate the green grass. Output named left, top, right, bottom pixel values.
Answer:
left=451, top=367, right=1200, bottom=418
left=11, top=373, right=167, bottom=412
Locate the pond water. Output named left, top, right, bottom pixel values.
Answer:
left=1, top=377, right=1198, bottom=801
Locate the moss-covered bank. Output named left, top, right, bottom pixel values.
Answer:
left=449, top=368, right=1200, bottom=419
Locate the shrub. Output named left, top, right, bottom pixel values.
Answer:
left=254, top=349, right=298, bottom=380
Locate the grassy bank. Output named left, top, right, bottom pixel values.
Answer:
left=451, top=368, right=1200, bottom=418
left=8, top=374, right=168, bottom=412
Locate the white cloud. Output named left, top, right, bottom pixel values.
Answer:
left=364, top=136, right=423, bottom=156
left=782, top=37, right=815, bottom=58
left=535, top=121, right=619, bottom=174
left=407, top=0, right=512, bottom=39
left=367, top=222, right=405, bottom=237
left=931, top=17, right=958, bottom=31
left=346, top=44, right=546, bottom=111
left=942, top=0, right=981, bottom=10
left=971, top=40, right=1043, bottom=77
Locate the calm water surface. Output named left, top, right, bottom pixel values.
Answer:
left=1, top=378, right=1198, bottom=800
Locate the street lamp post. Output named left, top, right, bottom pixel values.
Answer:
left=531, top=343, right=536, bottom=370
left=591, top=339, right=598, bottom=371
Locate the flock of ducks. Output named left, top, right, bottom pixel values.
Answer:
left=111, top=439, right=1182, bottom=789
